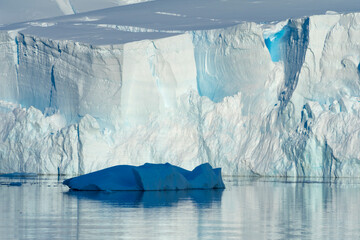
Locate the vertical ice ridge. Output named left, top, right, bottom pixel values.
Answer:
left=14, top=35, right=19, bottom=65
left=282, top=103, right=313, bottom=177
left=76, top=124, right=83, bottom=175
left=13, top=35, right=20, bottom=99
left=278, top=18, right=310, bottom=114
left=146, top=40, right=178, bottom=111
left=51, top=65, right=56, bottom=91
left=49, top=65, right=57, bottom=106
left=322, top=140, right=339, bottom=178
left=189, top=94, right=212, bottom=166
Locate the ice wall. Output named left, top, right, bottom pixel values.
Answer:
left=0, top=32, right=124, bottom=127
left=0, top=32, right=196, bottom=127
left=0, top=12, right=360, bottom=177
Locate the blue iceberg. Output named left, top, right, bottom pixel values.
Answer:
left=63, top=163, right=225, bottom=191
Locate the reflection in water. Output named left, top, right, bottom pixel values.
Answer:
left=1, top=176, right=360, bottom=239
left=224, top=177, right=360, bottom=240
left=66, top=189, right=224, bottom=208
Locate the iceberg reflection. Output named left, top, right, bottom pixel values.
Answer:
left=65, top=189, right=224, bottom=208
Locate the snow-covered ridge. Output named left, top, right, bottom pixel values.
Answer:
left=96, top=24, right=184, bottom=34
left=0, top=0, right=155, bottom=25
left=0, top=11, right=359, bottom=177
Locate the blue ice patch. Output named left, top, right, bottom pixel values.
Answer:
left=264, top=26, right=289, bottom=62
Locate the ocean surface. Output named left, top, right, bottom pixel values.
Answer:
left=1, top=175, right=360, bottom=239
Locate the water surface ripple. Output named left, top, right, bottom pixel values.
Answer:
left=1, top=175, right=360, bottom=239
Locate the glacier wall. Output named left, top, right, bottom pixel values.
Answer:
left=0, top=12, right=360, bottom=177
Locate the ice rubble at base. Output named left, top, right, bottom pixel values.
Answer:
left=0, top=11, right=360, bottom=177
left=63, top=163, right=225, bottom=191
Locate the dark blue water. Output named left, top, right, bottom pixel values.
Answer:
left=1, top=175, right=360, bottom=239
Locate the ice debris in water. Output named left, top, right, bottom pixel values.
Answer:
left=0, top=172, right=38, bottom=178
left=9, top=182, right=22, bottom=186
left=63, top=163, right=225, bottom=191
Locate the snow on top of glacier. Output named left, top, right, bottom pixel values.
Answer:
left=0, top=0, right=359, bottom=45
left=0, top=0, right=153, bottom=25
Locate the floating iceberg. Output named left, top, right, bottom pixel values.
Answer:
left=63, top=163, right=225, bottom=191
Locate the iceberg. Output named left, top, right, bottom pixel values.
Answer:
left=0, top=1, right=360, bottom=178
left=63, top=163, right=225, bottom=191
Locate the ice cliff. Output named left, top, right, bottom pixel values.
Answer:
left=0, top=11, right=359, bottom=177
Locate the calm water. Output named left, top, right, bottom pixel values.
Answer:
left=1, top=175, right=360, bottom=240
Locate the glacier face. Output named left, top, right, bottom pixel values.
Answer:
left=0, top=11, right=360, bottom=177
